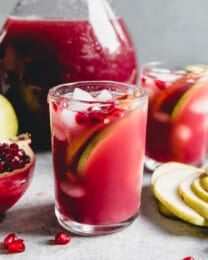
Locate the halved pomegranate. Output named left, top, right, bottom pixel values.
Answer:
left=0, top=134, right=35, bottom=213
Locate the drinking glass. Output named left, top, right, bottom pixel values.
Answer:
left=47, top=80, right=148, bottom=235
left=141, top=61, right=208, bottom=171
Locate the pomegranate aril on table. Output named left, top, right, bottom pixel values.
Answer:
left=3, top=233, right=17, bottom=247
left=54, top=232, right=71, bottom=245
left=7, top=239, right=25, bottom=253
left=182, top=257, right=195, bottom=260
left=3, top=233, right=25, bottom=254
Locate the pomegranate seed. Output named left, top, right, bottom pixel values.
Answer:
left=155, top=79, right=167, bottom=90
left=75, top=112, right=89, bottom=125
left=10, top=158, right=20, bottom=169
left=182, top=257, right=195, bottom=260
left=54, top=232, right=71, bottom=245
left=9, top=143, right=19, bottom=153
left=17, top=149, right=26, bottom=158
left=4, top=153, right=13, bottom=162
left=52, top=102, right=58, bottom=112
left=7, top=239, right=25, bottom=253
left=111, top=108, right=124, bottom=117
left=3, top=233, right=17, bottom=247
left=23, top=155, right=30, bottom=164
left=141, top=76, right=146, bottom=85
left=17, top=160, right=25, bottom=169
left=0, top=143, right=9, bottom=152
left=89, top=111, right=104, bottom=123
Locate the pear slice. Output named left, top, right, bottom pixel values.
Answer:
left=199, top=173, right=208, bottom=192
left=178, top=173, right=208, bottom=219
left=184, top=64, right=208, bottom=73
left=153, top=165, right=208, bottom=226
left=151, top=162, right=198, bottom=218
left=65, top=123, right=102, bottom=166
left=191, top=177, right=208, bottom=202
left=157, top=201, right=178, bottom=219
left=151, top=162, right=198, bottom=187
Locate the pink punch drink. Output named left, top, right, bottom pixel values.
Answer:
left=141, top=62, right=208, bottom=170
left=48, top=81, right=148, bottom=235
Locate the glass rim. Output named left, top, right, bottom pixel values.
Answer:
left=48, top=80, right=148, bottom=104
left=140, top=60, right=208, bottom=74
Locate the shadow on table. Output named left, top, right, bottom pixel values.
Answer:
left=0, top=203, right=78, bottom=238
left=140, top=184, right=208, bottom=238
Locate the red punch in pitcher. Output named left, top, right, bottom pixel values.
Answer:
left=0, top=0, right=138, bottom=149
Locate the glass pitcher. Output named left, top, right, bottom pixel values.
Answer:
left=0, top=0, right=138, bottom=149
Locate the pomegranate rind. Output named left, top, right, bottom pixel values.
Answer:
left=0, top=135, right=35, bottom=212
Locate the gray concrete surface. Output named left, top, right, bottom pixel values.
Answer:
left=0, top=151, right=207, bottom=260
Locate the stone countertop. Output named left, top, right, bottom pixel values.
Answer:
left=0, top=152, right=207, bottom=260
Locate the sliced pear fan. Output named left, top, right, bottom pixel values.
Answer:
left=152, top=165, right=208, bottom=226
left=151, top=162, right=200, bottom=218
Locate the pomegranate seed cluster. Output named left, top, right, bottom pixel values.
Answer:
left=0, top=142, right=30, bottom=173
left=75, top=104, right=124, bottom=125
left=3, top=233, right=25, bottom=253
